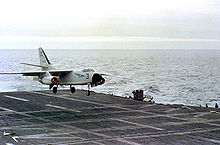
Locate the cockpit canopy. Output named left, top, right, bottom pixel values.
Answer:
left=81, top=68, right=95, bottom=72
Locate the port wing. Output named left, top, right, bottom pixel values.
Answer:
left=0, top=70, right=73, bottom=76
left=0, top=71, right=45, bottom=76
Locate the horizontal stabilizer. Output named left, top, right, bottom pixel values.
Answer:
left=21, top=63, right=44, bottom=68
left=100, top=73, right=111, bottom=76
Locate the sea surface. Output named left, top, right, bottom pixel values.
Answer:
left=0, top=49, right=220, bottom=106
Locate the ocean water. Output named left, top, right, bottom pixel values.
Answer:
left=0, top=49, right=220, bottom=106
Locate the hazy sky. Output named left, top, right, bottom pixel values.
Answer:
left=0, top=0, right=220, bottom=49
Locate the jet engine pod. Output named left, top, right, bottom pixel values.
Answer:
left=92, top=73, right=102, bottom=83
left=40, top=76, right=58, bottom=85
left=99, top=78, right=105, bottom=85
left=92, top=73, right=105, bottom=85
left=51, top=77, right=58, bottom=85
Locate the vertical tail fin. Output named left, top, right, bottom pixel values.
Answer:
left=38, top=47, right=54, bottom=70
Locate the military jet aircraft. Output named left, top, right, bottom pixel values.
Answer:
left=0, top=48, right=107, bottom=96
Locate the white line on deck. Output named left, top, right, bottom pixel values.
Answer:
left=113, top=118, right=165, bottom=131
left=6, top=143, right=15, bottom=145
left=3, top=95, right=29, bottom=102
left=45, top=104, right=81, bottom=112
left=46, top=104, right=67, bottom=110
left=30, top=91, right=144, bottom=113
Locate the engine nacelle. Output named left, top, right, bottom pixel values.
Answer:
left=39, top=76, right=58, bottom=85
left=91, top=73, right=105, bottom=87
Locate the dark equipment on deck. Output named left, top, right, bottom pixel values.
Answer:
left=132, top=90, right=144, bottom=101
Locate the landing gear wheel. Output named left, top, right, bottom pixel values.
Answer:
left=53, top=87, right=57, bottom=94
left=86, top=90, right=90, bottom=96
left=70, top=87, right=76, bottom=94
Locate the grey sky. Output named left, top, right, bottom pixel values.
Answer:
left=0, top=0, right=220, bottom=49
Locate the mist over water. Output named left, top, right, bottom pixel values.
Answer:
left=0, top=49, right=220, bottom=106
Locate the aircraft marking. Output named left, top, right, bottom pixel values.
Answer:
left=74, top=73, right=86, bottom=78
left=3, top=95, right=29, bottom=102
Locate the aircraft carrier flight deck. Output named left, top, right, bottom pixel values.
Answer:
left=0, top=90, right=220, bottom=144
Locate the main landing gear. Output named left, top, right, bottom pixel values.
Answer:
left=50, top=84, right=90, bottom=96
left=70, top=85, right=76, bottom=94
left=70, top=84, right=90, bottom=96
left=51, top=77, right=59, bottom=94
left=51, top=85, right=76, bottom=94
left=53, top=86, right=58, bottom=94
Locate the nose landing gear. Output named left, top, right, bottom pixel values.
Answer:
left=86, top=90, right=90, bottom=96
left=87, top=83, right=91, bottom=96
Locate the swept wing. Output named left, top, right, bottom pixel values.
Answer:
left=0, top=70, right=73, bottom=76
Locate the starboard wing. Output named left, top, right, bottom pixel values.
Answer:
left=48, top=70, right=73, bottom=76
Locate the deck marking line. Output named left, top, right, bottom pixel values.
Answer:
left=113, top=118, right=165, bottom=131
left=3, top=95, right=29, bottom=102
left=31, top=91, right=154, bottom=114
left=46, top=104, right=67, bottom=110
left=45, top=104, right=81, bottom=112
